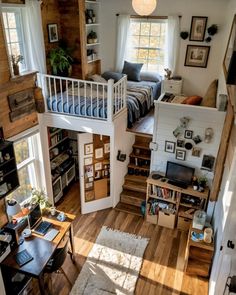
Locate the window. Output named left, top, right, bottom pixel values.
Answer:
left=127, top=18, right=167, bottom=74
left=2, top=7, right=27, bottom=72
left=8, top=134, right=41, bottom=204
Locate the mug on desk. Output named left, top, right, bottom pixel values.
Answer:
left=204, top=227, right=213, bottom=243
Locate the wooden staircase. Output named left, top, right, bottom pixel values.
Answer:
left=115, top=135, right=152, bottom=216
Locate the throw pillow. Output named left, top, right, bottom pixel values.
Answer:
left=200, top=79, right=218, bottom=108
left=182, top=95, right=203, bottom=105
left=90, top=74, right=107, bottom=83
left=122, top=61, right=143, bottom=81
left=140, top=71, right=162, bottom=82
left=101, top=71, right=124, bottom=82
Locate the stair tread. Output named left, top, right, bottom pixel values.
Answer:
left=121, top=189, right=146, bottom=200
left=125, top=174, right=148, bottom=183
left=133, top=143, right=150, bottom=150
left=129, top=153, right=150, bottom=160
left=115, top=202, right=142, bottom=216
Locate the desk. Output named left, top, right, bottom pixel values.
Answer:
left=1, top=211, right=75, bottom=295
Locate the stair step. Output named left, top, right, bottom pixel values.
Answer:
left=120, top=189, right=146, bottom=207
left=125, top=174, right=148, bottom=184
left=123, top=180, right=147, bottom=193
left=115, top=202, right=142, bottom=217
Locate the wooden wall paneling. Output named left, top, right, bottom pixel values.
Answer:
left=210, top=101, right=234, bottom=201
left=0, top=18, right=11, bottom=84
left=0, top=73, right=38, bottom=139
left=41, top=0, right=61, bottom=74
left=78, top=0, right=87, bottom=80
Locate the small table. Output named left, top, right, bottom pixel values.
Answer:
left=185, top=223, right=214, bottom=277
left=1, top=211, right=75, bottom=295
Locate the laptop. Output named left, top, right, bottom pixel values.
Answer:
left=27, top=204, right=52, bottom=236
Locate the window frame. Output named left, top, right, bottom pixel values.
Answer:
left=128, top=16, right=168, bottom=74
left=1, top=5, right=28, bottom=74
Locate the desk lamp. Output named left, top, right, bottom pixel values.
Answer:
left=6, top=199, right=21, bottom=223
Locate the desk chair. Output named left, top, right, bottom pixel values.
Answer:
left=44, top=239, right=72, bottom=293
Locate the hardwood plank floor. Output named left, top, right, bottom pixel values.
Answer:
left=127, top=108, right=154, bottom=136
left=29, top=182, right=209, bottom=295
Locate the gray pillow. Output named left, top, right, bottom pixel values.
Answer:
left=122, top=61, right=143, bottom=81
left=140, top=71, right=162, bottom=82
left=101, top=71, right=124, bottom=82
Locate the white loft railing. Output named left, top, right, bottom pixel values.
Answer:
left=38, top=74, right=127, bottom=122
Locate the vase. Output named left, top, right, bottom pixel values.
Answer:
left=13, top=64, right=19, bottom=76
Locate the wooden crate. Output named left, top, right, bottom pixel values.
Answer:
left=177, top=216, right=191, bottom=231
left=158, top=211, right=175, bottom=229
left=146, top=213, right=158, bottom=224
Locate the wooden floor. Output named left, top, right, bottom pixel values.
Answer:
left=29, top=182, right=209, bottom=295
left=127, top=109, right=154, bottom=136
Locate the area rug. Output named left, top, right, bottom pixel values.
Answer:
left=70, top=226, right=149, bottom=295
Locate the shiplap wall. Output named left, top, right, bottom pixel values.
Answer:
left=151, top=102, right=226, bottom=186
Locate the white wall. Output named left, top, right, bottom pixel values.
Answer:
left=100, top=0, right=227, bottom=96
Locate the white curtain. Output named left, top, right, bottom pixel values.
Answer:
left=115, top=14, right=130, bottom=72
left=22, top=0, right=46, bottom=74
left=167, top=15, right=180, bottom=75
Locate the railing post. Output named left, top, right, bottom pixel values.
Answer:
left=107, top=79, right=114, bottom=122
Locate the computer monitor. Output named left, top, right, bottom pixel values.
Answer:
left=27, top=204, right=42, bottom=229
left=165, top=161, right=195, bottom=185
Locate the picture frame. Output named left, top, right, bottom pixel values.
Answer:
left=94, top=170, right=101, bottom=179
left=189, top=16, right=208, bottom=41
left=94, top=162, right=102, bottom=171
left=85, top=191, right=95, bottom=202
left=192, top=147, right=201, bottom=157
left=177, top=139, right=185, bottom=148
left=85, top=182, right=93, bottom=190
left=164, top=141, right=175, bottom=153
left=185, top=45, right=210, bottom=68
left=176, top=149, right=186, bottom=161
left=95, top=147, right=103, bottom=159
left=223, top=14, right=236, bottom=84
left=47, top=23, right=59, bottom=43
left=84, top=165, right=93, bottom=178
left=201, top=155, right=215, bottom=171
left=84, top=143, right=93, bottom=155
left=104, top=143, right=110, bottom=153
left=184, top=130, right=193, bottom=139
left=84, top=157, right=93, bottom=166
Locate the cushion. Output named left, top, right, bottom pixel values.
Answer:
left=122, top=61, right=143, bottom=81
left=140, top=71, right=162, bottom=82
left=101, top=71, right=124, bottom=82
left=200, top=79, right=218, bottom=108
left=182, top=95, right=203, bottom=105
left=90, top=74, right=107, bottom=83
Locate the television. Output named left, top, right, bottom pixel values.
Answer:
left=165, top=161, right=195, bottom=186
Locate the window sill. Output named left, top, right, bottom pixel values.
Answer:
left=10, top=70, right=38, bottom=82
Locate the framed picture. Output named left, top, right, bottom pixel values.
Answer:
left=85, top=182, right=93, bottom=190
left=85, top=191, right=94, bottom=202
left=189, top=16, right=208, bottom=41
left=185, top=45, right=210, bottom=68
left=223, top=15, right=236, bottom=84
left=177, top=139, right=185, bottom=148
left=201, top=155, right=215, bottom=171
left=94, top=170, right=101, bottom=179
left=47, top=23, right=59, bottom=43
left=192, top=147, right=201, bottom=157
left=165, top=141, right=175, bottom=153
left=84, top=157, right=93, bottom=166
left=84, top=165, right=93, bottom=178
left=176, top=149, right=186, bottom=161
left=94, top=162, right=102, bottom=171
left=104, top=143, right=110, bottom=153
left=84, top=143, right=93, bottom=155
left=184, top=130, right=193, bottom=139
left=95, top=148, right=103, bottom=159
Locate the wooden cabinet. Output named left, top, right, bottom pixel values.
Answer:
left=79, top=0, right=101, bottom=79
left=48, top=128, right=75, bottom=203
left=0, top=140, right=19, bottom=198
left=145, top=173, right=209, bottom=230
left=185, top=223, right=214, bottom=277
left=162, top=79, right=183, bottom=94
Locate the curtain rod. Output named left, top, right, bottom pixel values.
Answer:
left=116, top=14, right=182, bottom=18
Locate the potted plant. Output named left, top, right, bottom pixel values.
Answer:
left=198, top=176, right=208, bottom=192
left=11, top=54, right=24, bottom=76
left=30, top=188, right=52, bottom=212
left=87, top=30, right=98, bottom=44
left=48, top=47, right=73, bottom=76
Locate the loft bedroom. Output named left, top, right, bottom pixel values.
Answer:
left=0, top=1, right=236, bottom=295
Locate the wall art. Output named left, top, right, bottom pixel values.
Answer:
left=185, top=45, right=210, bottom=68
left=201, top=155, right=215, bottom=171
left=47, top=23, right=59, bottom=43
left=84, top=143, right=93, bottom=155
left=192, top=147, right=201, bottom=157
left=176, top=149, right=186, bottom=161
left=184, top=130, right=193, bottom=139
left=189, top=16, right=208, bottom=41
left=165, top=141, right=175, bottom=153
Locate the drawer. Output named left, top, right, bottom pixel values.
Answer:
left=158, top=211, right=175, bottom=229
left=162, top=80, right=182, bottom=94
left=177, top=216, right=191, bottom=231
left=146, top=213, right=158, bottom=224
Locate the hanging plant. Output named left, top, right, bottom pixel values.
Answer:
left=207, top=24, right=218, bottom=36
left=180, top=31, right=189, bottom=40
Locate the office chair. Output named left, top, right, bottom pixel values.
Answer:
left=44, top=239, right=72, bottom=293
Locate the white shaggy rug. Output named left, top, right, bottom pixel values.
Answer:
left=70, top=226, right=149, bottom=295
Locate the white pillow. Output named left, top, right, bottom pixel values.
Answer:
left=90, top=74, right=107, bottom=83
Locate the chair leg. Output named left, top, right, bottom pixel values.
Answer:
left=60, top=267, right=72, bottom=286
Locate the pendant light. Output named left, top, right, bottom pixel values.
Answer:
left=132, top=0, right=157, bottom=16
